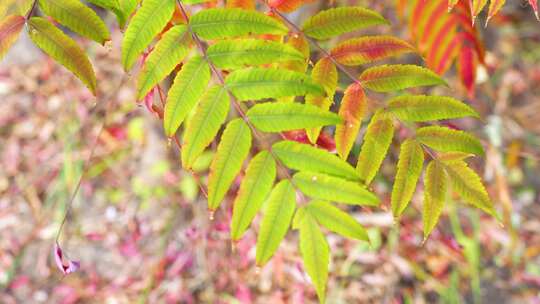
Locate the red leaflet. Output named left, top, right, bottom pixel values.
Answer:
left=335, top=83, right=367, bottom=160
left=530, top=0, right=539, bottom=20
left=330, top=36, right=416, bottom=67
left=268, top=0, right=315, bottom=12
left=458, top=45, right=476, bottom=98
left=282, top=130, right=336, bottom=152
left=0, top=15, right=25, bottom=60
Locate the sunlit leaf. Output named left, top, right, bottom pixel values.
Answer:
left=293, top=172, right=379, bottom=206
left=298, top=211, right=329, bottom=303
left=225, top=68, right=324, bottom=101
left=306, top=200, right=369, bottom=241
left=122, top=0, right=175, bottom=70
left=306, top=57, right=337, bottom=143
left=443, top=160, right=498, bottom=218
left=137, top=25, right=191, bottom=100
left=207, top=39, right=304, bottom=69
left=231, top=151, right=276, bottom=241
left=181, top=86, right=230, bottom=169
left=386, top=95, right=479, bottom=122
left=302, top=6, right=389, bottom=40
left=359, top=64, right=447, bottom=92
left=0, top=15, right=25, bottom=60
left=256, top=180, right=296, bottom=266
left=330, top=35, right=415, bottom=66
left=272, top=140, right=360, bottom=180
left=356, top=111, right=394, bottom=184
left=423, top=160, right=447, bottom=240
left=163, top=56, right=210, bottom=137
left=190, top=8, right=288, bottom=39
left=247, top=102, right=341, bottom=132
left=335, top=83, right=367, bottom=160
left=391, top=139, right=424, bottom=217
left=38, top=0, right=110, bottom=44
left=28, top=17, right=96, bottom=94
left=416, top=126, right=484, bottom=156
left=208, top=119, right=252, bottom=211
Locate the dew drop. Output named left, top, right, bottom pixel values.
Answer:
left=311, top=175, right=317, bottom=181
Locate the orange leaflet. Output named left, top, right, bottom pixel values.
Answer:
left=0, top=15, right=25, bottom=60
left=487, top=0, right=505, bottom=25
left=268, top=0, right=315, bottom=12
left=335, top=83, right=367, bottom=160
left=471, top=0, right=488, bottom=24
left=226, top=0, right=255, bottom=10
left=330, top=35, right=416, bottom=67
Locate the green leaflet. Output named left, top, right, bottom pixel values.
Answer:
left=256, top=180, right=296, bottom=266
left=246, top=102, right=341, bottom=132
left=438, top=152, right=474, bottom=163
left=306, top=57, right=337, bottom=143
left=0, top=15, right=25, bottom=60
left=298, top=211, right=329, bottom=303
left=302, top=6, right=389, bottom=40
left=38, top=0, right=110, bottom=44
left=184, top=0, right=213, bottom=4
left=190, top=8, right=288, bottom=39
left=207, top=39, right=304, bottom=69
left=416, top=126, right=484, bottom=156
left=137, top=25, right=191, bottom=100
left=119, top=0, right=138, bottom=24
left=443, top=160, right=498, bottom=218
left=356, top=111, right=394, bottom=184
left=423, top=160, right=447, bottom=240
left=181, top=86, right=230, bottom=169
left=0, top=0, right=33, bottom=18
left=292, top=206, right=307, bottom=230
left=208, top=119, right=252, bottom=211
left=359, top=64, right=447, bottom=92
left=272, top=140, right=360, bottom=181
left=293, top=172, right=379, bottom=206
left=86, top=0, right=129, bottom=28
left=121, top=0, right=175, bottom=70
left=163, top=56, right=210, bottom=137
left=306, top=200, right=369, bottom=242
left=28, top=17, right=96, bottom=94
left=225, top=68, right=325, bottom=101
left=386, top=95, right=479, bottom=122
left=391, top=139, right=424, bottom=217
left=231, top=151, right=276, bottom=241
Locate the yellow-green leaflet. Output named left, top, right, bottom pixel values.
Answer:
left=306, top=200, right=369, bottom=242
left=386, top=95, right=479, bottom=122
left=225, top=68, right=325, bottom=101
left=416, top=126, right=484, bottom=156
left=28, top=17, right=96, bottom=95
left=359, top=64, right=447, bottom=92
left=206, top=39, right=304, bottom=69
left=272, top=141, right=360, bottom=181
left=293, top=172, right=379, bottom=206
left=246, top=102, right=341, bottom=132
left=391, top=139, right=424, bottom=217
left=0, top=15, right=25, bottom=60
left=255, top=180, right=296, bottom=266
left=86, top=0, right=128, bottom=29
left=298, top=211, right=329, bottom=303
left=181, top=86, right=230, bottom=169
left=306, top=57, right=337, bottom=143
left=38, top=0, right=110, bottom=44
left=302, top=6, right=389, bottom=40
left=190, top=8, right=288, bottom=39
left=443, top=160, right=499, bottom=219
left=121, top=0, right=175, bottom=70
left=356, top=111, right=394, bottom=184
left=163, top=56, right=210, bottom=137
left=208, top=119, right=252, bottom=211
left=231, top=151, right=276, bottom=241
left=423, top=160, right=447, bottom=240
left=137, top=25, right=191, bottom=100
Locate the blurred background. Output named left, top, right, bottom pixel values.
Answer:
left=1, top=0, right=540, bottom=303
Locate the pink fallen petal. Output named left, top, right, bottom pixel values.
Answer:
left=53, top=243, right=80, bottom=275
